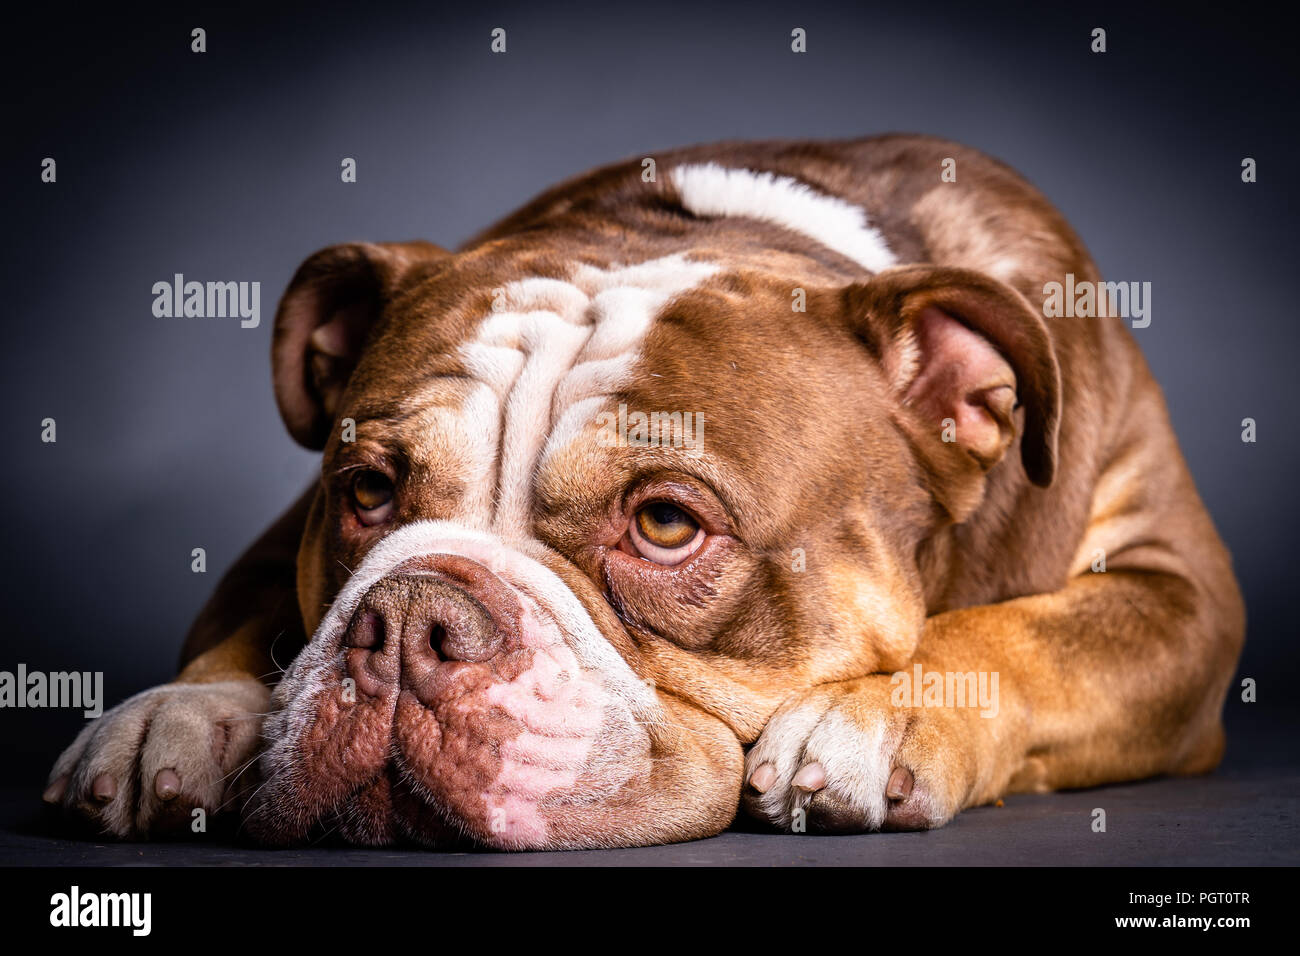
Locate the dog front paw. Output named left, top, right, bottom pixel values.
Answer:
left=43, top=679, right=270, bottom=839
left=741, top=675, right=980, bottom=833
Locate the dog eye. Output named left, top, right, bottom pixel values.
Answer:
left=629, top=502, right=704, bottom=565
left=351, top=470, right=394, bottom=524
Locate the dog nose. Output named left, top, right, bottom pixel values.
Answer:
left=341, top=555, right=523, bottom=700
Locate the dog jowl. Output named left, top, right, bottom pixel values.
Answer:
left=45, top=135, right=1244, bottom=848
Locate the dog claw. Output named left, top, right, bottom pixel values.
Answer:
left=886, top=767, right=914, bottom=800
left=749, top=763, right=776, bottom=793
left=91, top=774, right=117, bottom=803
left=42, top=775, right=67, bottom=805
left=791, top=762, right=827, bottom=792
left=154, top=769, right=181, bottom=801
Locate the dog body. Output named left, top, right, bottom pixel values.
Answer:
left=46, top=135, right=1244, bottom=848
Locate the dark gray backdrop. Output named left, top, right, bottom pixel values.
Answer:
left=4, top=1, right=1296, bottom=781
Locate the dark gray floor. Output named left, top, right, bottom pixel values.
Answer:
left=3, top=766, right=1295, bottom=866
left=6, top=706, right=1294, bottom=866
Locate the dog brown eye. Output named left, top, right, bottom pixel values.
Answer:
left=629, top=502, right=704, bottom=564
left=351, top=470, right=394, bottom=521
left=636, top=503, right=696, bottom=547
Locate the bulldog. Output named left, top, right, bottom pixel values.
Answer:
left=44, top=135, right=1244, bottom=848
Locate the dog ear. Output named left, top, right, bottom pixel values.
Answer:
left=847, top=265, right=1061, bottom=517
left=272, top=241, right=449, bottom=449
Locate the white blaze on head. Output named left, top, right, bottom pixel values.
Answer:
left=456, top=253, right=719, bottom=539
left=670, top=162, right=897, bottom=274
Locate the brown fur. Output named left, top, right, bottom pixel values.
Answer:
left=47, top=134, right=1243, bottom=845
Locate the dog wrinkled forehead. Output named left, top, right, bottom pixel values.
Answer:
left=439, top=167, right=898, bottom=532
left=449, top=252, right=720, bottom=537
left=346, top=163, right=903, bottom=544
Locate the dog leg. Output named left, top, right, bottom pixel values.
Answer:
left=743, top=566, right=1244, bottom=833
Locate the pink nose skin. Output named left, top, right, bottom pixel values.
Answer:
left=341, top=554, right=525, bottom=704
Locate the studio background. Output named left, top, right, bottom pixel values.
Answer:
left=4, top=1, right=1296, bottom=785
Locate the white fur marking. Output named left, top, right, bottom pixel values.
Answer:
left=670, top=162, right=896, bottom=273
left=457, top=253, right=719, bottom=538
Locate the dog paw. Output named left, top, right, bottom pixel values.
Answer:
left=43, top=679, right=269, bottom=839
left=741, top=676, right=979, bottom=833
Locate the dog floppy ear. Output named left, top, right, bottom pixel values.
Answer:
left=272, top=241, right=449, bottom=449
left=847, top=265, right=1061, bottom=518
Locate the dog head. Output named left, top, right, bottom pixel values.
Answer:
left=244, top=219, right=1059, bottom=848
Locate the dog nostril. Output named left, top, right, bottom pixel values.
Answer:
left=434, top=620, right=502, bottom=663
